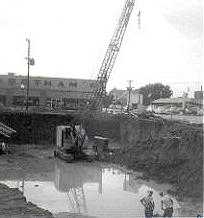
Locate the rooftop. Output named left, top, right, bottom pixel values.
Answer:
left=152, top=97, right=196, bottom=104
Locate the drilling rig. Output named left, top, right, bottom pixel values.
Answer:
left=88, top=0, right=135, bottom=110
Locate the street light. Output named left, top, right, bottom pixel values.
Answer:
left=20, top=83, right=25, bottom=90
left=20, top=83, right=26, bottom=110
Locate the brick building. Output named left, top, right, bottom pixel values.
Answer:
left=0, top=73, right=95, bottom=110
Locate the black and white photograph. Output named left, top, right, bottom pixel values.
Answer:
left=0, top=0, right=203, bottom=217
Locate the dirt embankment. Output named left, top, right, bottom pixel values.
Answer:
left=119, top=119, right=202, bottom=203
left=0, top=112, right=73, bottom=145
left=1, top=112, right=203, bottom=203
left=83, top=114, right=203, bottom=203
left=0, top=145, right=55, bottom=218
left=0, top=183, right=53, bottom=218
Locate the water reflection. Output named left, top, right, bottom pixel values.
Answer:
left=1, top=161, right=183, bottom=217
left=54, top=160, right=103, bottom=214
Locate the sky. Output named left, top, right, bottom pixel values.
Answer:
left=0, top=0, right=203, bottom=97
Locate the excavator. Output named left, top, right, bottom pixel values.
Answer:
left=54, top=0, right=136, bottom=162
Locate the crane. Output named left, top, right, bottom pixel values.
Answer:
left=88, top=0, right=135, bottom=110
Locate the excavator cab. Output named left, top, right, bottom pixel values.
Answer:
left=54, top=125, right=96, bottom=162
left=54, top=125, right=75, bottom=162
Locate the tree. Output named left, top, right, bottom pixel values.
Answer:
left=139, top=83, right=173, bottom=106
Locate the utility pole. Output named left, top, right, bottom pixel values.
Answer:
left=127, top=80, right=133, bottom=113
left=26, top=38, right=30, bottom=113
left=137, top=10, right=141, bottom=29
left=25, top=38, right=35, bottom=112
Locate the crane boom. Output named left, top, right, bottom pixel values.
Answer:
left=89, top=0, right=135, bottom=110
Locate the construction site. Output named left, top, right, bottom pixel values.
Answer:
left=0, top=0, right=203, bottom=218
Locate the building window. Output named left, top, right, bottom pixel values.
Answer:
left=34, top=80, right=41, bottom=87
left=46, top=98, right=52, bottom=107
left=28, top=97, right=40, bottom=106
left=12, top=96, right=25, bottom=106
left=44, top=80, right=51, bottom=87
left=46, top=98, right=62, bottom=109
left=8, top=78, right=16, bottom=86
left=62, top=98, right=77, bottom=109
left=69, top=82, right=77, bottom=88
left=12, top=96, right=39, bottom=106
left=58, top=81, right=64, bottom=88
left=78, top=98, right=87, bottom=107
left=21, top=79, right=27, bottom=86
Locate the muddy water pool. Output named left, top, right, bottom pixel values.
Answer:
left=0, top=160, right=199, bottom=218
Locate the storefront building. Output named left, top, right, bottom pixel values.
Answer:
left=0, top=73, right=95, bottom=110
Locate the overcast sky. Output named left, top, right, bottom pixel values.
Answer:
left=0, top=0, right=203, bottom=96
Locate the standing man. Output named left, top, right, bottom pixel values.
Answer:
left=160, top=192, right=174, bottom=217
left=140, top=190, right=155, bottom=218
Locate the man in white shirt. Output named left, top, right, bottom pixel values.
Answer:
left=140, top=190, right=155, bottom=218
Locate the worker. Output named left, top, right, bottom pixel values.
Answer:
left=78, top=124, right=87, bottom=148
left=63, top=126, right=75, bottom=150
left=160, top=192, right=174, bottom=217
left=74, top=123, right=87, bottom=152
left=140, top=190, right=155, bottom=218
